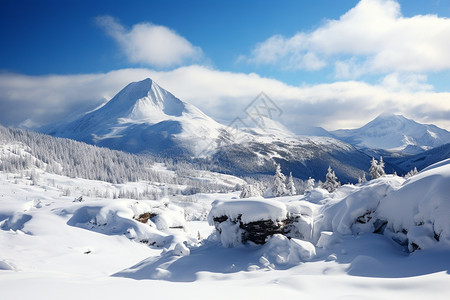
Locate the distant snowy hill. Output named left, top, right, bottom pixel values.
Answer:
left=332, top=113, right=450, bottom=154
left=390, top=142, right=450, bottom=172
left=43, top=78, right=227, bottom=157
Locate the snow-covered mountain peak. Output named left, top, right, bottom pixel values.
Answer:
left=361, top=113, right=414, bottom=131
left=43, top=78, right=226, bottom=156
left=105, top=78, right=186, bottom=123
left=332, top=114, right=450, bottom=153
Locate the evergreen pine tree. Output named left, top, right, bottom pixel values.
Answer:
left=271, top=164, right=287, bottom=197
left=286, top=172, right=296, bottom=196
left=378, top=156, right=386, bottom=176
left=305, top=177, right=315, bottom=192
left=322, top=166, right=340, bottom=193
left=361, top=173, right=366, bottom=183
left=405, top=167, right=419, bottom=178
left=369, top=157, right=380, bottom=180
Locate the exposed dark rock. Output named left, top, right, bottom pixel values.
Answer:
left=134, top=212, right=158, bottom=224
left=212, top=214, right=297, bottom=245
left=410, top=242, right=420, bottom=251
left=213, top=215, right=229, bottom=224
left=373, top=219, right=388, bottom=234
left=434, top=232, right=440, bottom=242
left=356, top=211, right=373, bottom=224
left=240, top=219, right=285, bottom=244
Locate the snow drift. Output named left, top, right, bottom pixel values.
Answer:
left=210, top=159, right=450, bottom=253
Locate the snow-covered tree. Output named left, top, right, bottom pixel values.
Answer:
left=305, top=177, right=315, bottom=192
left=286, top=172, right=296, bottom=196
left=405, top=167, right=418, bottom=178
left=322, top=166, right=340, bottom=193
left=30, top=168, right=39, bottom=186
left=369, top=157, right=385, bottom=180
left=379, top=156, right=386, bottom=176
left=271, top=164, right=287, bottom=197
left=369, top=157, right=379, bottom=179
left=358, top=173, right=367, bottom=184
left=240, top=183, right=264, bottom=198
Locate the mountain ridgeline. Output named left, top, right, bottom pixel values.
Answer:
left=331, top=113, right=450, bottom=154
left=39, top=78, right=376, bottom=182
left=36, top=78, right=450, bottom=182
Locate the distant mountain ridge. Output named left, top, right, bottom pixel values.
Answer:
left=42, top=78, right=450, bottom=181
left=42, top=78, right=375, bottom=182
left=332, top=113, right=450, bottom=154
left=389, top=143, right=450, bottom=172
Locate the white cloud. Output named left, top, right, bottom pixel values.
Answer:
left=96, top=16, right=202, bottom=68
left=1, top=66, right=450, bottom=132
left=380, top=73, right=433, bottom=92
left=243, top=0, right=450, bottom=76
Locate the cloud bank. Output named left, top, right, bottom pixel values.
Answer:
left=96, top=16, right=202, bottom=68
left=243, top=0, right=450, bottom=77
left=1, top=66, right=450, bottom=132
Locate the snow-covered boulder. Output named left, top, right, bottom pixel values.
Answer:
left=208, top=198, right=289, bottom=246
left=67, top=199, right=192, bottom=248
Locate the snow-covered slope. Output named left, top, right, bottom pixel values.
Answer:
left=212, top=135, right=373, bottom=182
left=1, top=157, right=450, bottom=299
left=332, top=113, right=450, bottom=153
left=43, top=78, right=227, bottom=156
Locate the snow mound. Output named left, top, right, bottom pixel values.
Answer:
left=0, top=260, right=16, bottom=271
left=378, top=160, right=450, bottom=251
left=208, top=198, right=287, bottom=224
left=261, top=234, right=316, bottom=266
left=314, top=160, right=450, bottom=251
left=209, top=158, right=450, bottom=253
left=67, top=199, right=193, bottom=248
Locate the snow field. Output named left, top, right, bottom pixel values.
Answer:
left=1, top=159, right=450, bottom=299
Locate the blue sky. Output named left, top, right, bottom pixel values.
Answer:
left=1, top=0, right=450, bottom=130
left=0, top=1, right=357, bottom=80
